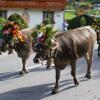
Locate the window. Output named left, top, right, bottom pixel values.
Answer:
left=43, top=11, right=54, bottom=23
left=0, top=10, right=7, bottom=19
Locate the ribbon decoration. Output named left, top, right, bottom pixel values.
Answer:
left=12, top=29, right=25, bottom=42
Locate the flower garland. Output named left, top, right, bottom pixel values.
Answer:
left=2, top=21, right=26, bottom=43
left=0, top=21, right=29, bottom=53
left=31, top=23, right=57, bottom=48
left=12, top=29, right=25, bottom=42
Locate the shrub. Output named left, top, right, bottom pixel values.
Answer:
left=88, top=9, right=100, bottom=16
left=68, top=14, right=94, bottom=30
left=92, top=17, right=100, bottom=30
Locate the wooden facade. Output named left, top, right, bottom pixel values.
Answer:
left=0, top=0, right=66, bottom=10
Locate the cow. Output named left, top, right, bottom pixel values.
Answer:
left=33, top=26, right=96, bottom=94
left=1, top=21, right=34, bottom=74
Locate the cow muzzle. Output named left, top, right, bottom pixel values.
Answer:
left=33, top=58, right=44, bottom=66
left=33, top=58, right=40, bottom=64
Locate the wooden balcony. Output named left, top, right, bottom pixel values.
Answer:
left=0, top=0, right=66, bottom=10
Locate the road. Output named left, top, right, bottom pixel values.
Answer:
left=0, top=44, right=100, bottom=100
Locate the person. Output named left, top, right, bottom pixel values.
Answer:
left=63, top=19, right=69, bottom=31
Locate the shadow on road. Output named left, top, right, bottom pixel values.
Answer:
left=0, top=83, right=52, bottom=100
left=0, top=66, right=54, bottom=82
left=0, top=71, right=22, bottom=81
left=0, top=79, right=79, bottom=100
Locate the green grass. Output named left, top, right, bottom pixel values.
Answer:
left=64, top=10, right=76, bottom=20
left=80, top=2, right=91, bottom=5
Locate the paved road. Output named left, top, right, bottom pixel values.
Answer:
left=0, top=45, right=100, bottom=100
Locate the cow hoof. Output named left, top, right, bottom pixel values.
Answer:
left=46, top=66, right=50, bottom=69
left=51, top=89, right=58, bottom=94
left=19, top=71, right=25, bottom=75
left=24, top=70, right=29, bottom=73
left=74, top=81, right=79, bottom=86
left=85, top=74, right=91, bottom=79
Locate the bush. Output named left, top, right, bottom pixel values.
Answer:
left=92, top=17, right=100, bottom=30
left=88, top=9, right=100, bottom=16
left=8, top=13, right=28, bottom=29
left=79, top=5, right=90, bottom=10
left=68, top=14, right=94, bottom=30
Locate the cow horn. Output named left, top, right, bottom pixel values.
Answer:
left=51, top=39, right=59, bottom=49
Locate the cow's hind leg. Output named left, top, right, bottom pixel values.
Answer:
left=19, top=58, right=28, bottom=75
left=84, top=49, right=93, bottom=79
left=71, top=61, right=79, bottom=86
left=52, top=68, right=61, bottom=94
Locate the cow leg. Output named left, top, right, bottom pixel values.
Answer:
left=8, top=42, right=13, bottom=54
left=46, top=58, right=54, bottom=69
left=52, top=68, right=61, bottom=94
left=84, top=51, right=93, bottom=79
left=46, top=59, right=51, bottom=69
left=19, top=58, right=28, bottom=75
left=71, top=61, right=79, bottom=86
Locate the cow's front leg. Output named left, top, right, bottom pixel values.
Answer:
left=46, top=58, right=54, bottom=69
left=19, top=58, right=28, bottom=75
left=52, top=68, right=61, bottom=94
left=71, top=61, right=79, bottom=86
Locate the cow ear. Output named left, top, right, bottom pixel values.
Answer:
left=51, top=39, right=59, bottom=50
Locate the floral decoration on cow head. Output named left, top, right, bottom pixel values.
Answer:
left=1, top=21, right=25, bottom=54
left=31, top=23, right=58, bottom=48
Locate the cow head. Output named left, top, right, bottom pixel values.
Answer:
left=33, top=39, right=59, bottom=64
left=33, top=42, right=49, bottom=63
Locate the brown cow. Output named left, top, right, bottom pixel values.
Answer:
left=1, top=22, right=33, bottom=74
left=33, top=26, right=96, bottom=94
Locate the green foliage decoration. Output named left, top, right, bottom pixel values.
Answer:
left=8, top=13, right=28, bottom=29
left=31, top=23, right=57, bottom=48
left=0, top=17, right=7, bottom=24
left=0, top=17, right=8, bottom=40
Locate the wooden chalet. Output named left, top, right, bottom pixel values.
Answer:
left=0, top=0, right=66, bottom=30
